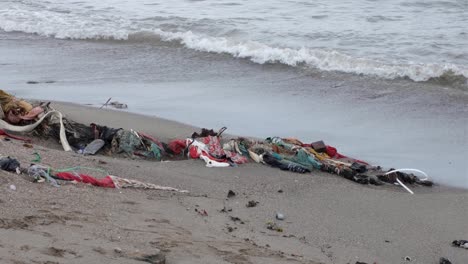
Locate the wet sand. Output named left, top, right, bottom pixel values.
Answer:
left=1, top=102, right=467, bottom=264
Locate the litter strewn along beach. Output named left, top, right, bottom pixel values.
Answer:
left=1, top=92, right=467, bottom=264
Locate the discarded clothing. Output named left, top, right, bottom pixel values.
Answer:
left=0, top=129, right=31, bottom=142
left=1, top=110, right=71, bottom=151
left=167, top=139, right=187, bottom=155
left=53, top=171, right=188, bottom=192
left=111, top=129, right=142, bottom=156
left=0, top=157, right=20, bottom=172
left=55, top=172, right=115, bottom=188
left=27, top=165, right=59, bottom=187
left=189, top=136, right=248, bottom=165
left=0, top=89, right=33, bottom=124
left=262, top=153, right=310, bottom=173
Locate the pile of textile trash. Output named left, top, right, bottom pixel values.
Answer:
left=0, top=90, right=432, bottom=194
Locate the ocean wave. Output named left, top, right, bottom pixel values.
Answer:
left=1, top=8, right=467, bottom=87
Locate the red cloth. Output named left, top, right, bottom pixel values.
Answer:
left=189, top=146, right=200, bottom=159
left=167, top=139, right=187, bottom=155
left=0, top=129, right=32, bottom=142
left=326, top=145, right=369, bottom=165
left=55, top=172, right=115, bottom=188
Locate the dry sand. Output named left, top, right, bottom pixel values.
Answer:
left=1, top=102, right=467, bottom=264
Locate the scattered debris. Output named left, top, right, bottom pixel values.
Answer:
left=227, top=190, right=236, bottom=198
left=9, top=184, right=16, bottom=191
left=109, top=101, right=128, bottom=109
left=452, top=240, right=468, bottom=249
left=133, top=252, right=166, bottom=264
left=404, top=256, right=412, bottom=262
left=266, top=221, right=283, bottom=232
left=31, top=152, right=42, bottom=163
left=220, top=206, right=232, bottom=213
left=277, top=189, right=283, bottom=193
left=229, top=216, right=244, bottom=224
left=276, top=212, right=285, bottom=220
left=83, top=139, right=105, bottom=155
left=246, top=200, right=259, bottom=208
left=195, top=208, right=208, bottom=216
left=23, top=143, right=33, bottom=148
left=0, top=157, right=20, bottom=172
left=100, top=97, right=112, bottom=109
left=439, top=257, right=452, bottom=264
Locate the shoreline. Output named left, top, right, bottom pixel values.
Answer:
left=3, top=30, right=467, bottom=188
left=1, top=99, right=467, bottom=263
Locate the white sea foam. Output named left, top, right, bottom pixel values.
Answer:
left=1, top=4, right=467, bottom=84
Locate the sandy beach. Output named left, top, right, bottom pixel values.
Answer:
left=1, top=102, right=467, bottom=264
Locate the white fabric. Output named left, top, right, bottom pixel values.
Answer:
left=0, top=110, right=72, bottom=151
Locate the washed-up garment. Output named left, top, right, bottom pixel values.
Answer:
left=55, top=172, right=115, bottom=188
left=54, top=172, right=188, bottom=192
left=188, top=139, right=230, bottom=164
left=111, top=130, right=142, bottom=156
left=285, top=148, right=322, bottom=170
left=5, top=106, right=44, bottom=124
left=266, top=137, right=321, bottom=169
left=377, top=171, right=420, bottom=185
left=48, top=120, right=119, bottom=150
left=47, top=119, right=94, bottom=150
left=0, top=89, right=33, bottom=124
left=0, top=157, right=20, bottom=172
left=262, top=153, right=310, bottom=173
left=199, top=136, right=248, bottom=164
left=136, top=132, right=165, bottom=160
left=325, top=145, right=369, bottom=165
left=167, top=139, right=187, bottom=155
left=138, top=132, right=165, bottom=152
left=266, top=137, right=301, bottom=152
left=0, top=110, right=71, bottom=151
left=0, top=129, right=31, bottom=142
left=91, top=123, right=121, bottom=144
left=282, top=138, right=305, bottom=147
left=27, top=165, right=59, bottom=187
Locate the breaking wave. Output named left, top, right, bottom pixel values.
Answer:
left=1, top=7, right=467, bottom=87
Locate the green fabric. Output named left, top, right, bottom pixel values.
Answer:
left=115, top=130, right=141, bottom=155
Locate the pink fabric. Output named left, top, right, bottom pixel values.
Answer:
left=0, top=129, right=32, bottom=142
left=200, top=136, right=248, bottom=164
left=20, top=106, right=44, bottom=120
